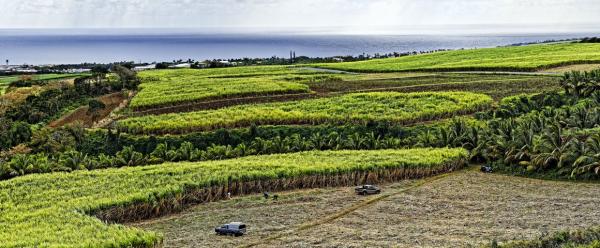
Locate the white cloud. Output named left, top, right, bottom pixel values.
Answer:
left=0, top=0, right=599, bottom=32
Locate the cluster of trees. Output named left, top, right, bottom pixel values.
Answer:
left=0, top=119, right=31, bottom=151
left=0, top=129, right=413, bottom=179
left=0, top=65, right=140, bottom=153
left=579, top=37, right=600, bottom=43
left=422, top=90, right=600, bottom=179
left=7, top=75, right=45, bottom=88
left=559, top=70, right=600, bottom=98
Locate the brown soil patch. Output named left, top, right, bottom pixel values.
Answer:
left=49, top=92, right=126, bottom=128
left=133, top=170, right=600, bottom=248
left=540, top=64, right=600, bottom=73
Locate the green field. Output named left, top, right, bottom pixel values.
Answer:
left=0, top=148, right=467, bottom=247
left=4, top=41, right=600, bottom=248
left=129, top=66, right=560, bottom=112
left=131, top=67, right=317, bottom=109
left=314, top=43, right=600, bottom=72
left=0, top=74, right=80, bottom=95
left=118, top=91, right=492, bottom=134
left=304, top=73, right=560, bottom=100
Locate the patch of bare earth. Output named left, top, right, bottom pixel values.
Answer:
left=131, top=183, right=413, bottom=248
left=540, top=64, right=600, bottom=73
left=132, top=170, right=600, bottom=248
left=49, top=92, right=127, bottom=128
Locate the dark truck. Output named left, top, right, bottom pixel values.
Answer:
left=354, top=185, right=381, bottom=195
left=215, top=222, right=247, bottom=236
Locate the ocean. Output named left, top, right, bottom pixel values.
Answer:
left=0, top=29, right=599, bottom=65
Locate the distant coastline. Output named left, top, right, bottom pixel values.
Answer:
left=0, top=30, right=598, bottom=65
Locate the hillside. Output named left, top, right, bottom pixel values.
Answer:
left=315, top=43, right=600, bottom=72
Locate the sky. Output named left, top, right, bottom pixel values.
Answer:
left=1, top=0, right=600, bottom=34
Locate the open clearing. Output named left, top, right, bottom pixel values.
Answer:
left=134, top=169, right=600, bottom=248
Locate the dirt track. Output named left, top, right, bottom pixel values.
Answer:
left=132, top=170, right=600, bottom=248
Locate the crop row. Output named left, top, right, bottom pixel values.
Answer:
left=131, top=67, right=319, bottom=110
left=0, top=148, right=467, bottom=247
left=117, top=91, right=493, bottom=135
left=315, top=43, right=600, bottom=72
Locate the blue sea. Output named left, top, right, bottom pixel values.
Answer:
left=0, top=29, right=599, bottom=65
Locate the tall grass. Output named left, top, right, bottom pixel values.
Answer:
left=0, top=148, right=467, bottom=247
left=315, top=43, right=600, bottom=72
left=118, top=91, right=493, bottom=134
left=131, top=66, right=319, bottom=110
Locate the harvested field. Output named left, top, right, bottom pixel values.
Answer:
left=133, top=170, right=600, bottom=248
left=540, top=63, right=600, bottom=73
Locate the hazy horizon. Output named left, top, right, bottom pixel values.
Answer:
left=2, top=32, right=597, bottom=65
left=1, top=0, right=600, bottom=35
left=1, top=23, right=599, bottom=36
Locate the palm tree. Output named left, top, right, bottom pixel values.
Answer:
left=60, top=150, right=88, bottom=171
left=531, top=124, right=574, bottom=170
left=177, top=142, right=195, bottom=161
left=572, top=134, right=600, bottom=178
left=115, top=146, right=145, bottom=167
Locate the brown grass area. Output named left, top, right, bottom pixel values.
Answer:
left=130, top=186, right=397, bottom=248
left=540, top=63, right=600, bottom=73
left=133, top=170, right=600, bottom=248
left=49, top=92, right=126, bottom=128
left=0, top=79, right=74, bottom=115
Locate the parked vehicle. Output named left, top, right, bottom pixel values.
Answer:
left=355, top=185, right=381, bottom=195
left=481, top=165, right=493, bottom=173
left=215, top=222, right=247, bottom=236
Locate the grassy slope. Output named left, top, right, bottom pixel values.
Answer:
left=0, top=148, right=466, bottom=247
left=314, top=43, right=600, bottom=72
left=117, top=92, right=493, bottom=134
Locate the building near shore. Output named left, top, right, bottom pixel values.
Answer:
left=169, top=63, right=191, bottom=69
left=133, top=64, right=157, bottom=71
